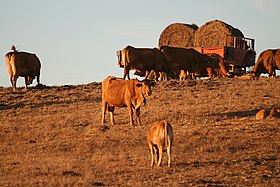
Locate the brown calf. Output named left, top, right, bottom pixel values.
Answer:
left=147, top=120, right=173, bottom=167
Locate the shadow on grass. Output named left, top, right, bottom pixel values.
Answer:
left=209, top=109, right=264, bottom=118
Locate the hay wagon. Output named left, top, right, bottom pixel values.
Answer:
left=159, top=20, right=256, bottom=77
left=194, top=34, right=256, bottom=76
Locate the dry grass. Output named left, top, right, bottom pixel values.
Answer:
left=1, top=77, right=280, bottom=186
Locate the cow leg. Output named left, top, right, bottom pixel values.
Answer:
left=179, top=70, right=185, bottom=81
left=101, top=101, right=108, bottom=124
left=167, top=137, right=172, bottom=167
left=123, top=67, right=130, bottom=80
left=148, top=142, right=155, bottom=167
left=136, top=107, right=142, bottom=125
left=154, top=71, right=161, bottom=81
left=268, top=67, right=275, bottom=77
left=157, top=146, right=163, bottom=167
left=11, top=76, right=17, bottom=91
left=24, top=76, right=29, bottom=89
left=108, top=106, right=116, bottom=125
left=36, top=74, right=40, bottom=85
left=159, top=72, right=165, bottom=81
left=191, top=72, right=196, bottom=80
left=144, top=70, right=150, bottom=80
left=127, top=104, right=134, bottom=126
left=206, top=68, right=214, bottom=77
left=154, top=146, right=159, bottom=165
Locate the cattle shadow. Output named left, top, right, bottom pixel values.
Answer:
left=209, top=109, right=262, bottom=118
left=0, top=100, right=71, bottom=110
left=176, top=156, right=277, bottom=168
left=0, top=97, right=102, bottom=111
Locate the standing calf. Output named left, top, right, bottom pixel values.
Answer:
left=147, top=120, right=173, bottom=167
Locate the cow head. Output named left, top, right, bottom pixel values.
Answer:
left=136, top=79, right=155, bottom=97
left=117, top=50, right=124, bottom=68
left=208, top=55, right=221, bottom=69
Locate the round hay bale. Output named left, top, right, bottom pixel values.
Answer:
left=194, top=20, right=244, bottom=48
left=158, top=23, right=198, bottom=48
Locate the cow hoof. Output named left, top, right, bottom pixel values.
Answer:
left=99, top=125, right=109, bottom=132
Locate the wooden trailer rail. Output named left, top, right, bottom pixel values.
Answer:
left=224, top=35, right=255, bottom=50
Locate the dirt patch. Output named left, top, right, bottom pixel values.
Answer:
left=1, top=77, right=280, bottom=186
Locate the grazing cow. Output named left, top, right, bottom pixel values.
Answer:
left=147, top=120, right=173, bottom=167
left=101, top=76, right=154, bottom=126
left=117, top=45, right=173, bottom=80
left=160, top=46, right=220, bottom=79
left=5, top=46, right=41, bottom=90
left=204, top=53, right=231, bottom=77
left=250, top=49, right=280, bottom=77
left=179, top=53, right=233, bottom=80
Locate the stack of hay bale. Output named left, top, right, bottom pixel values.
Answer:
left=158, top=23, right=198, bottom=48
left=158, top=20, right=244, bottom=48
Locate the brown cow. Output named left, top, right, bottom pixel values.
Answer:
left=5, top=46, right=41, bottom=90
left=147, top=120, right=173, bottom=167
left=117, top=45, right=173, bottom=80
left=160, top=46, right=220, bottom=79
left=251, top=49, right=280, bottom=77
left=205, top=53, right=231, bottom=77
left=101, top=76, right=154, bottom=126
left=179, top=53, right=232, bottom=80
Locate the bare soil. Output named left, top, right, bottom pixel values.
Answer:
left=0, top=77, right=280, bottom=186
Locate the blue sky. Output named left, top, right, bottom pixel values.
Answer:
left=1, top=0, right=279, bottom=87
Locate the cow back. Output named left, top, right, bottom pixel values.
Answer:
left=6, top=51, right=41, bottom=77
left=102, top=76, right=152, bottom=108
left=147, top=120, right=173, bottom=149
left=273, top=49, right=280, bottom=69
left=125, top=46, right=157, bottom=70
left=161, top=46, right=219, bottom=73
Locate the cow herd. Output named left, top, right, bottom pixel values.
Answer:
left=117, top=45, right=228, bottom=81
left=117, top=45, right=280, bottom=81
left=4, top=45, right=280, bottom=167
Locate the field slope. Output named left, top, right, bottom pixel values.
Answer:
left=1, top=77, right=280, bottom=186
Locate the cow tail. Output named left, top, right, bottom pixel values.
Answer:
left=124, top=47, right=129, bottom=67
left=164, top=121, right=168, bottom=148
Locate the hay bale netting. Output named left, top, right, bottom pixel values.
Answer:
left=158, top=23, right=199, bottom=48
left=194, top=20, right=244, bottom=48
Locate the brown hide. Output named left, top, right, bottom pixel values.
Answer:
left=205, top=53, right=228, bottom=77
left=101, top=76, right=154, bottom=126
left=252, top=49, right=280, bottom=77
left=180, top=53, right=229, bottom=79
left=5, top=51, right=41, bottom=90
left=119, top=45, right=172, bottom=80
left=147, top=120, right=173, bottom=167
left=160, top=46, right=220, bottom=79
